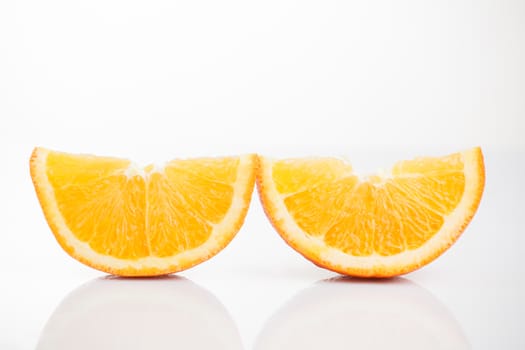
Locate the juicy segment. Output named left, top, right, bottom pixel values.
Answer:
left=274, top=154, right=466, bottom=257
left=46, top=151, right=239, bottom=260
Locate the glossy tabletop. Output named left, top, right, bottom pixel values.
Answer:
left=1, top=149, right=524, bottom=349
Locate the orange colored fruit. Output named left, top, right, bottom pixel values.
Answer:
left=256, top=147, right=485, bottom=277
left=30, top=147, right=256, bottom=276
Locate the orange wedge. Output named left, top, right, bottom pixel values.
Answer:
left=30, top=147, right=256, bottom=276
left=256, top=147, right=485, bottom=277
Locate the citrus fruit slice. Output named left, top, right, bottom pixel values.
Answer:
left=30, top=147, right=256, bottom=276
left=256, top=147, right=485, bottom=277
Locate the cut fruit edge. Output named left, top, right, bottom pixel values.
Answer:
left=30, top=148, right=256, bottom=276
left=256, top=147, right=485, bottom=277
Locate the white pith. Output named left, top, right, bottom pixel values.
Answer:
left=33, top=148, right=254, bottom=272
left=260, top=148, right=483, bottom=272
left=124, top=162, right=146, bottom=178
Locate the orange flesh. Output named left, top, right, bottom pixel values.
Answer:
left=274, top=153, right=465, bottom=256
left=47, top=152, right=239, bottom=259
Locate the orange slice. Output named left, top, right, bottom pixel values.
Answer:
left=256, top=147, right=485, bottom=277
left=30, top=147, right=256, bottom=276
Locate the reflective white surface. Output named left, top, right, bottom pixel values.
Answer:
left=36, top=277, right=242, bottom=350
left=256, top=278, right=470, bottom=350
left=0, top=149, right=524, bottom=349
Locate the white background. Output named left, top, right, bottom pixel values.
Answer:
left=1, top=0, right=524, bottom=349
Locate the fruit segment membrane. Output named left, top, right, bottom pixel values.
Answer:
left=46, top=152, right=239, bottom=259
left=274, top=153, right=465, bottom=256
